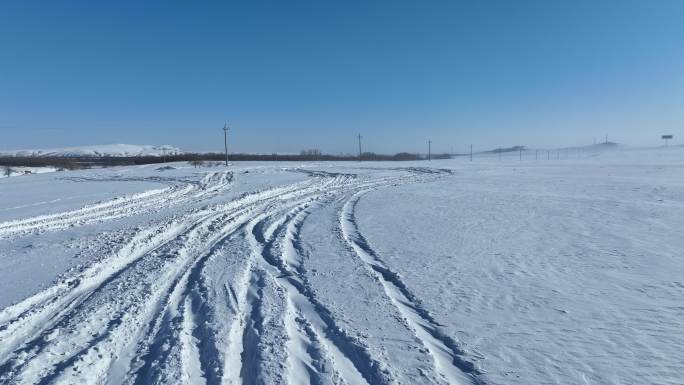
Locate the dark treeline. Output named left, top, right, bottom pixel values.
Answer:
left=0, top=156, right=88, bottom=170
left=0, top=151, right=448, bottom=168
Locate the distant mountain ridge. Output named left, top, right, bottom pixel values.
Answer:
left=0, top=144, right=183, bottom=157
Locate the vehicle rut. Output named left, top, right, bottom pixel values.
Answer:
left=0, top=166, right=481, bottom=385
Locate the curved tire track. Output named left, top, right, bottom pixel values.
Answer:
left=0, top=166, right=481, bottom=385
left=339, top=190, right=483, bottom=385
left=0, top=170, right=233, bottom=239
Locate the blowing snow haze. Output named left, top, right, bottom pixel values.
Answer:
left=1, top=2, right=684, bottom=385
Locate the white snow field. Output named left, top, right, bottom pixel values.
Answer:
left=0, top=147, right=683, bottom=385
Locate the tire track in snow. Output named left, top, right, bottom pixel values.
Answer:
left=0, top=166, right=462, bottom=385
left=246, top=189, right=395, bottom=385
left=217, top=179, right=360, bottom=385
left=224, top=189, right=350, bottom=385
left=233, top=170, right=453, bottom=385
left=122, top=222, right=248, bottom=385
left=278, top=207, right=353, bottom=385
left=159, top=177, right=356, bottom=385
left=283, top=298, right=332, bottom=385
left=237, top=269, right=268, bottom=385
left=0, top=177, right=338, bottom=385
left=0, top=177, right=312, bottom=368
left=0, top=207, right=252, bottom=385
left=339, top=190, right=483, bottom=385
left=254, top=204, right=336, bottom=385
left=0, top=220, right=190, bottom=365
left=126, top=194, right=330, bottom=385
left=222, top=257, right=257, bottom=385
left=0, top=170, right=233, bottom=239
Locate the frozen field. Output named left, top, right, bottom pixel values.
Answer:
left=0, top=147, right=683, bottom=385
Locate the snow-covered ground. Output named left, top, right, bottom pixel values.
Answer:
left=0, top=148, right=682, bottom=384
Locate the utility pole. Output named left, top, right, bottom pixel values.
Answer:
left=535, top=149, right=538, bottom=160
left=428, top=140, right=432, bottom=161
left=519, top=147, right=522, bottom=161
left=498, top=148, right=501, bottom=161
left=357, top=133, right=362, bottom=160
left=223, top=121, right=230, bottom=166
left=470, top=144, right=473, bottom=162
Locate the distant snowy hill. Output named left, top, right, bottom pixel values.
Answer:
left=0, top=144, right=183, bottom=157
left=557, top=141, right=624, bottom=151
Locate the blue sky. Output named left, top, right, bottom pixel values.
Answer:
left=1, top=0, right=683, bottom=154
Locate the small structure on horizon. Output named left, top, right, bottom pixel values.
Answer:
left=662, top=134, right=673, bottom=146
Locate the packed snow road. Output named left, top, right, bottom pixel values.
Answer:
left=1, top=150, right=683, bottom=385
left=0, top=164, right=481, bottom=385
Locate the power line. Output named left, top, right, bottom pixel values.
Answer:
left=222, top=121, right=230, bottom=166
left=357, top=133, right=362, bottom=161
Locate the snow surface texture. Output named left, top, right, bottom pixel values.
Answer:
left=0, top=144, right=182, bottom=157
left=0, top=148, right=683, bottom=385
